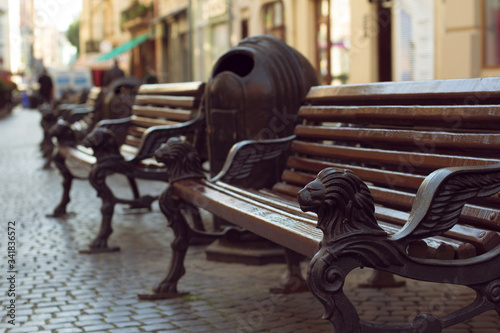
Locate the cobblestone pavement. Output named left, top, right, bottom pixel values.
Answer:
left=1, top=107, right=499, bottom=333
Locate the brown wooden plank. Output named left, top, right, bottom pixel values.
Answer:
left=130, top=115, right=180, bottom=128
left=125, top=135, right=142, bottom=148
left=119, top=144, right=139, bottom=159
left=291, top=140, right=500, bottom=171
left=132, top=105, right=192, bottom=122
left=370, top=186, right=500, bottom=232
left=374, top=206, right=498, bottom=255
left=286, top=156, right=425, bottom=190
left=127, top=126, right=146, bottom=139
left=295, top=125, right=500, bottom=151
left=280, top=170, right=315, bottom=187
left=87, top=87, right=102, bottom=99
left=305, top=78, right=500, bottom=105
left=134, top=95, right=196, bottom=108
left=271, top=182, right=303, bottom=198
left=298, top=105, right=500, bottom=126
left=379, top=223, right=470, bottom=260
left=137, top=81, right=205, bottom=96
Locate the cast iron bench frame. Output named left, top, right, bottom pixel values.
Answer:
left=149, top=77, right=500, bottom=332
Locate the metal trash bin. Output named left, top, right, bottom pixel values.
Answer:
left=206, top=35, right=319, bottom=188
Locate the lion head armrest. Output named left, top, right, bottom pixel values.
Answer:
left=81, top=127, right=123, bottom=162
left=154, top=137, right=205, bottom=183
left=49, top=119, right=78, bottom=146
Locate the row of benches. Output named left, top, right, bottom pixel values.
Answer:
left=47, top=73, right=500, bottom=330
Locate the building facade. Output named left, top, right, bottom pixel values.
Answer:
left=76, top=0, right=500, bottom=85
left=0, top=1, right=10, bottom=72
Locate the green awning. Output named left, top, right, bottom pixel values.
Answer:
left=96, top=33, right=150, bottom=62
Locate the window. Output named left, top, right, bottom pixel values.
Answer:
left=263, top=1, right=285, bottom=41
left=315, top=0, right=350, bottom=85
left=484, top=0, right=500, bottom=67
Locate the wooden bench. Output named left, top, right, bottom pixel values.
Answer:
left=48, top=81, right=206, bottom=253
left=149, top=77, right=500, bottom=332
left=40, top=77, right=143, bottom=169
left=56, top=76, right=143, bottom=141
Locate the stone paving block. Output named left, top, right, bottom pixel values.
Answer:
left=48, top=316, right=77, bottom=325
left=133, top=313, right=164, bottom=323
left=79, top=323, right=116, bottom=332
left=4, top=325, right=42, bottom=332
left=55, top=327, right=84, bottom=333
left=108, top=327, right=144, bottom=333
left=54, top=310, right=83, bottom=318
left=104, top=315, right=137, bottom=324
left=141, top=323, right=178, bottom=332
left=112, top=320, right=143, bottom=328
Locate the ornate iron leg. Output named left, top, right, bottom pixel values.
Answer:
left=80, top=164, right=120, bottom=253
left=127, top=176, right=141, bottom=199
left=138, top=185, right=238, bottom=300
left=48, top=151, right=74, bottom=217
left=138, top=186, right=190, bottom=299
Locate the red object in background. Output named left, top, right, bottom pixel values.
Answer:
left=0, top=69, right=12, bottom=82
left=92, top=70, right=105, bottom=87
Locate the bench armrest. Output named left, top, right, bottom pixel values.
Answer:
left=95, top=116, right=132, bottom=131
left=131, top=112, right=205, bottom=162
left=66, top=106, right=94, bottom=123
left=392, top=163, right=500, bottom=242
left=210, top=135, right=295, bottom=183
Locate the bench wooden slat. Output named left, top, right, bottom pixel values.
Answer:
left=298, top=105, right=500, bottom=127
left=295, top=125, right=500, bottom=151
left=131, top=115, right=181, bottom=128
left=134, top=95, right=195, bottom=108
left=119, top=144, right=138, bottom=160
left=127, top=126, right=146, bottom=139
left=132, top=105, right=192, bottom=122
left=125, top=135, right=142, bottom=148
left=291, top=140, right=500, bottom=171
left=286, top=156, right=425, bottom=190
left=137, top=81, right=204, bottom=95
left=365, top=185, right=500, bottom=234
left=305, top=78, right=500, bottom=105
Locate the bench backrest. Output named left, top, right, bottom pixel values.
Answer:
left=121, top=81, right=205, bottom=155
left=272, top=78, right=500, bottom=258
left=64, top=87, right=103, bottom=137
